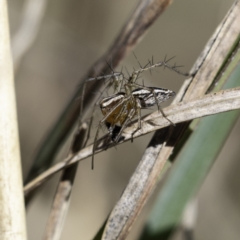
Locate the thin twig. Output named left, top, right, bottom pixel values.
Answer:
left=24, top=86, right=240, bottom=196
left=0, top=1, right=27, bottom=239
left=43, top=123, right=88, bottom=240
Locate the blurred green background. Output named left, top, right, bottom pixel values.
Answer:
left=8, top=0, right=239, bottom=239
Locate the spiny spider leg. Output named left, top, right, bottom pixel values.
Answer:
left=85, top=71, right=124, bottom=93
left=114, top=107, right=137, bottom=143
left=128, top=58, right=189, bottom=84
left=92, top=121, right=102, bottom=169
left=86, top=72, right=123, bottom=82
left=92, top=118, right=115, bottom=169
left=130, top=98, right=142, bottom=142
left=116, top=97, right=142, bottom=143
left=150, top=88, right=175, bottom=126
left=110, top=94, right=140, bottom=143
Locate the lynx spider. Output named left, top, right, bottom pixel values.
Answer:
left=84, top=57, right=189, bottom=169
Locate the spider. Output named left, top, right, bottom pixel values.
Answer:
left=90, top=86, right=175, bottom=168
left=99, top=87, right=176, bottom=142
left=87, top=57, right=189, bottom=169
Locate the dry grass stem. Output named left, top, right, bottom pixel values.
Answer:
left=43, top=123, right=88, bottom=240
left=0, top=1, right=27, bottom=239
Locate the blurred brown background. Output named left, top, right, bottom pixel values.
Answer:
left=7, top=0, right=240, bottom=239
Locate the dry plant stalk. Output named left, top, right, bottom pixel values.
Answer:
left=43, top=123, right=88, bottom=240
left=0, top=1, right=27, bottom=239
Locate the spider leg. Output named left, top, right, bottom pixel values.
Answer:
left=104, top=123, right=115, bottom=150
left=86, top=72, right=123, bottom=82
left=115, top=98, right=129, bottom=123
left=130, top=58, right=189, bottom=79
left=156, top=103, right=175, bottom=126
left=82, top=115, right=93, bottom=148
left=109, top=98, right=130, bottom=143
left=149, top=89, right=174, bottom=125
left=92, top=120, right=104, bottom=169
left=131, top=98, right=142, bottom=142
left=114, top=108, right=136, bottom=143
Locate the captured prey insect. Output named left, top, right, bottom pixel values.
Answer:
left=90, top=57, right=189, bottom=169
